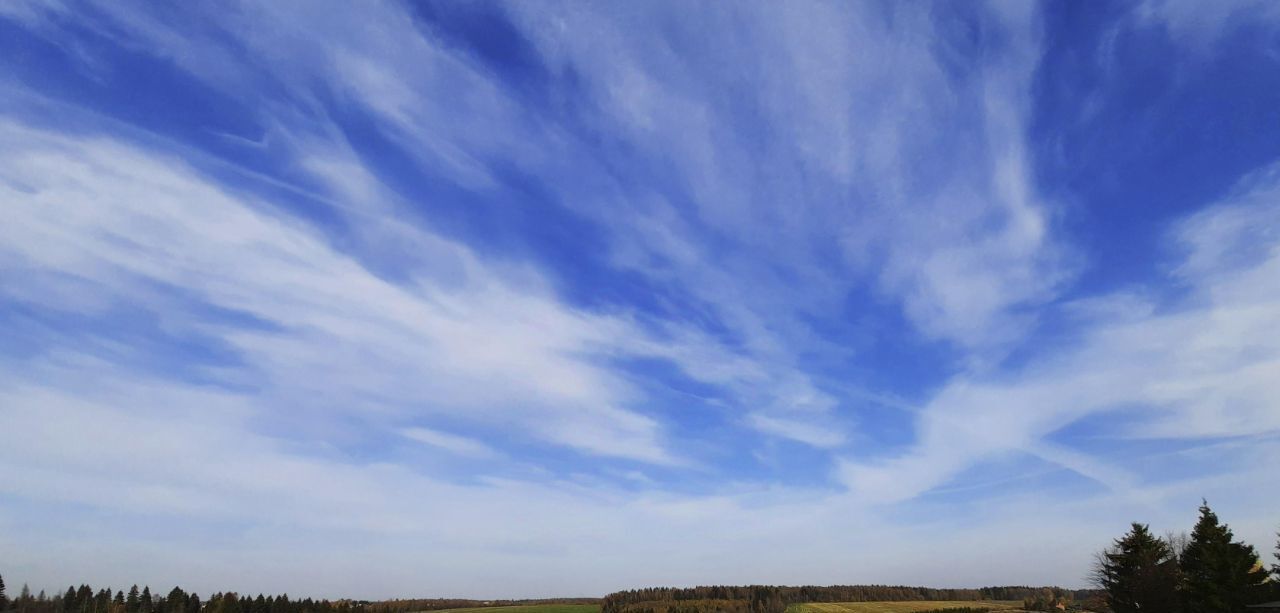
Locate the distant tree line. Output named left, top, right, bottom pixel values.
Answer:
left=366, top=599, right=598, bottom=613
left=1094, top=501, right=1280, bottom=613
left=0, top=581, right=368, bottom=613
left=0, top=578, right=598, bottom=613
left=600, top=585, right=1103, bottom=613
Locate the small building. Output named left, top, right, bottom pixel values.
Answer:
left=1247, top=602, right=1280, bottom=612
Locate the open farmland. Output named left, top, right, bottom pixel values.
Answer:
left=791, top=602, right=1024, bottom=613
left=427, top=606, right=600, bottom=613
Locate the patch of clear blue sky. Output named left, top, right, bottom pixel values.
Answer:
left=1030, top=2, right=1280, bottom=295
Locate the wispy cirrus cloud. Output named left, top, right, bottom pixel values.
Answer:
left=841, top=164, right=1280, bottom=502
left=0, top=121, right=679, bottom=464
left=2, top=0, right=1280, bottom=598
left=401, top=427, right=499, bottom=460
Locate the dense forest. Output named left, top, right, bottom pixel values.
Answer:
left=0, top=582, right=366, bottom=613
left=0, top=581, right=596, bottom=613
left=599, top=585, right=1104, bottom=613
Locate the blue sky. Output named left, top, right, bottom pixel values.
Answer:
left=2, top=0, right=1279, bottom=600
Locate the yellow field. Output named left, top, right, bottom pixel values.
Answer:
left=793, top=602, right=1024, bottom=613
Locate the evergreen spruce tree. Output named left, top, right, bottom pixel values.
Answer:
left=1272, top=530, right=1280, bottom=600
left=139, top=589, right=152, bottom=613
left=1181, top=502, right=1270, bottom=613
left=1095, top=522, right=1184, bottom=613
left=125, top=588, right=140, bottom=613
left=1, top=573, right=8, bottom=612
left=166, top=589, right=186, bottom=613
left=1274, top=529, right=1280, bottom=579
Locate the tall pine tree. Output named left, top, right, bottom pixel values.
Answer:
left=1181, top=502, right=1270, bottom=613
left=1095, top=522, right=1184, bottom=613
left=0, top=574, right=8, bottom=612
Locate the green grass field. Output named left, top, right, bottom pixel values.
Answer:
left=427, top=605, right=600, bottom=613
left=791, top=602, right=1024, bottom=613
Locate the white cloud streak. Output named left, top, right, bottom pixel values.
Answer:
left=840, top=164, right=1280, bottom=502
left=0, top=121, right=679, bottom=464
left=401, top=427, right=498, bottom=459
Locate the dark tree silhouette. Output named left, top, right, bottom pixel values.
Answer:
left=1094, top=522, right=1183, bottom=613
left=1181, top=502, right=1269, bottom=613
left=1274, top=528, right=1280, bottom=579
left=165, top=588, right=186, bottom=613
